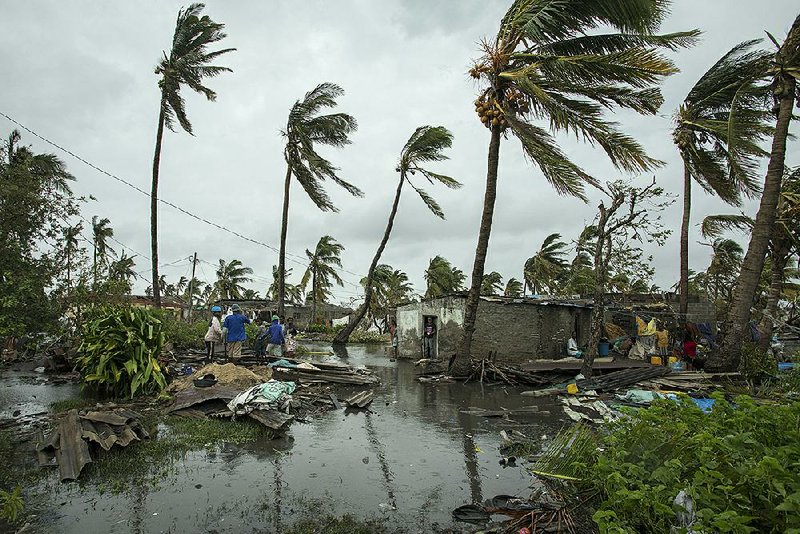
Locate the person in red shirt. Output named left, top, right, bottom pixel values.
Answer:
left=682, top=332, right=697, bottom=370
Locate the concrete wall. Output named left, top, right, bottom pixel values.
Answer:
left=396, top=297, right=591, bottom=363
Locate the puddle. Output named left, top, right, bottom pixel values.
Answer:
left=0, top=371, right=80, bottom=419
left=6, top=344, right=571, bottom=532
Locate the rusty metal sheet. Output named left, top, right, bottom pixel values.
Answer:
left=55, top=410, right=92, bottom=481
left=81, top=411, right=129, bottom=426
left=246, top=409, right=293, bottom=430
left=166, top=386, right=241, bottom=413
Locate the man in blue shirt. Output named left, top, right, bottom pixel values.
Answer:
left=222, top=303, right=251, bottom=360
left=265, top=315, right=285, bottom=357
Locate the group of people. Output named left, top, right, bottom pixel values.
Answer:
left=202, top=304, right=297, bottom=362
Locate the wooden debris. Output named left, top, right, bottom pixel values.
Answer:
left=329, top=393, right=342, bottom=410
left=344, top=390, right=374, bottom=409
left=576, top=366, right=670, bottom=392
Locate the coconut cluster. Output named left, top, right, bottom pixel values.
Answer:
left=474, top=88, right=530, bottom=132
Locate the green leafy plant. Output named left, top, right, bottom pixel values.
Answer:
left=159, top=314, right=206, bottom=350
left=580, top=394, right=800, bottom=533
left=76, top=306, right=167, bottom=398
left=0, top=486, right=23, bottom=523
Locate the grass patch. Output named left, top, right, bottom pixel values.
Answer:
left=284, top=514, right=390, bottom=534
left=80, top=415, right=273, bottom=494
left=50, top=397, right=96, bottom=413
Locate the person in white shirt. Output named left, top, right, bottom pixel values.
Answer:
left=567, top=332, right=583, bottom=358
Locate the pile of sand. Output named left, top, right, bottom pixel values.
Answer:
left=167, top=363, right=273, bottom=393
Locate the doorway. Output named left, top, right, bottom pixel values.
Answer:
left=422, top=315, right=438, bottom=358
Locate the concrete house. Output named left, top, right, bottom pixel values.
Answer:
left=396, top=294, right=592, bottom=363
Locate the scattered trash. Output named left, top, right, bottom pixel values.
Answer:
left=192, top=374, right=217, bottom=388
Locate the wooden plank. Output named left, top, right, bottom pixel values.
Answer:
left=329, top=393, right=342, bottom=410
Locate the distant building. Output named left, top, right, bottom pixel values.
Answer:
left=396, top=294, right=592, bottom=363
left=128, top=295, right=187, bottom=318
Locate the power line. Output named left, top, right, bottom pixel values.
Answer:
left=0, top=111, right=355, bottom=271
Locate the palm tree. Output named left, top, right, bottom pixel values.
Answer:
left=108, top=252, right=137, bottom=293
left=301, top=235, right=345, bottom=325
left=150, top=3, right=234, bottom=308
left=91, top=216, right=115, bottom=285
left=673, top=40, right=773, bottom=320
left=424, top=256, right=465, bottom=299
left=718, top=15, right=800, bottom=369
left=524, top=233, right=568, bottom=295
left=62, top=223, right=82, bottom=293
left=268, top=265, right=303, bottom=305
left=215, top=259, right=253, bottom=300
left=481, top=272, right=503, bottom=295
left=504, top=278, right=523, bottom=297
left=278, top=82, right=361, bottom=317
left=242, top=288, right=261, bottom=300
left=359, top=265, right=415, bottom=332
left=335, top=126, right=459, bottom=343
left=456, top=0, right=697, bottom=372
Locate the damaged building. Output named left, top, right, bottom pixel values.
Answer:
left=396, top=294, right=592, bottom=363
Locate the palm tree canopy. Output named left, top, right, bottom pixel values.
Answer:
left=91, top=216, right=116, bottom=262
left=215, top=258, right=253, bottom=300
left=674, top=40, right=773, bottom=204
left=524, top=232, right=568, bottom=293
left=424, top=256, right=465, bottom=298
left=481, top=271, right=504, bottom=295
left=398, top=126, right=461, bottom=219
left=156, top=3, right=235, bottom=134
left=269, top=265, right=303, bottom=304
left=471, top=0, right=699, bottom=199
left=283, top=82, right=361, bottom=212
left=109, top=252, right=137, bottom=283
left=504, top=278, right=524, bottom=297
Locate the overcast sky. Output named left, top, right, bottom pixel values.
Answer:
left=2, top=1, right=798, bottom=305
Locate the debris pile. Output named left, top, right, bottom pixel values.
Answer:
left=36, top=408, right=149, bottom=481
left=166, top=362, right=272, bottom=393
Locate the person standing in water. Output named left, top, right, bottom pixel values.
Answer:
left=423, top=317, right=436, bottom=358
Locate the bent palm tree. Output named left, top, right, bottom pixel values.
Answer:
left=673, top=40, right=773, bottom=320
left=301, top=235, right=345, bottom=326
left=334, top=126, right=459, bottom=343
left=456, top=0, right=698, bottom=373
left=215, top=259, right=253, bottom=300
left=278, top=82, right=360, bottom=317
left=504, top=277, right=523, bottom=297
left=150, top=3, right=234, bottom=307
left=716, top=16, right=800, bottom=369
left=524, top=233, right=568, bottom=295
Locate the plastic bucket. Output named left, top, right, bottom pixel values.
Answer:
left=650, top=356, right=663, bottom=366
left=597, top=342, right=610, bottom=356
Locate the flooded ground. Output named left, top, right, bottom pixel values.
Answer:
left=4, top=344, right=572, bottom=533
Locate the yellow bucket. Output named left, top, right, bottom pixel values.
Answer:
left=668, top=356, right=679, bottom=364
left=567, top=383, right=579, bottom=395
left=651, top=356, right=663, bottom=366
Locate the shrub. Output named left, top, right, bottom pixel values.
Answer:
left=160, top=314, right=206, bottom=350
left=348, top=330, right=389, bottom=343
left=0, top=486, right=23, bottom=524
left=582, top=394, right=800, bottom=533
left=76, top=306, right=167, bottom=398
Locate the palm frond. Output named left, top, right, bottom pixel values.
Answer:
left=410, top=184, right=445, bottom=220
left=700, top=214, right=753, bottom=238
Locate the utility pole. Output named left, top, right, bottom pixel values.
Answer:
left=187, top=252, right=197, bottom=321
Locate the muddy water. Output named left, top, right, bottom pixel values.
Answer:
left=0, top=371, right=80, bottom=419
left=17, top=344, right=571, bottom=532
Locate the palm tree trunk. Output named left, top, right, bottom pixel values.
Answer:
left=758, top=238, right=790, bottom=351
left=150, top=100, right=166, bottom=308
left=679, top=160, right=691, bottom=322
left=310, top=271, right=317, bottom=328
left=582, top=209, right=611, bottom=378
left=454, top=126, right=501, bottom=374
left=278, top=164, right=292, bottom=317
left=714, top=70, right=796, bottom=370
left=92, top=244, right=97, bottom=288
left=334, top=175, right=405, bottom=344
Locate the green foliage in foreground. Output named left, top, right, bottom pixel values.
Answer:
left=76, top=306, right=167, bottom=398
left=582, top=395, right=800, bottom=533
left=0, top=486, right=23, bottom=524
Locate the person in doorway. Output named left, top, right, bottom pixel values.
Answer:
left=389, top=318, right=398, bottom=358
left=567, top=332, right=583, bottom=358
left=423, top=317, right=437, bottom=358
left=203, top=306, right=223, bottom=363
left=265, top=315, right=285, bottom=357
left=222, top=303, right=251, bottom=360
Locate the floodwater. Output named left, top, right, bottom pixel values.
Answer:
left=6, top=344, right=572, bottom=533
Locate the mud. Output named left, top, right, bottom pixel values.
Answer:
left=3, top=343, right=573, bottom=532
